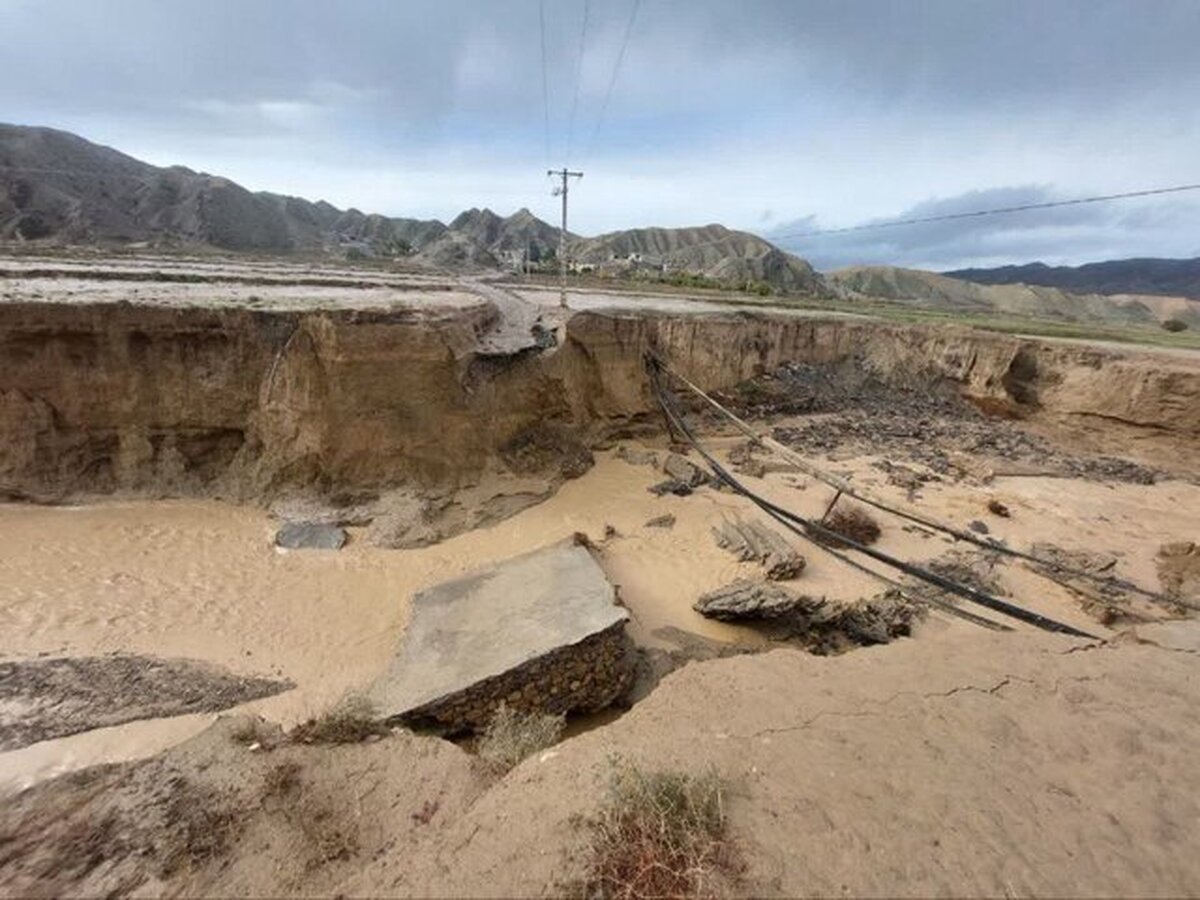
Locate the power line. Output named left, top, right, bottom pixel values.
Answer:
left=583, top=0, right=641, bottom=164
left=770, top=183, right=1200, bottom=242
left=538, top=0, right=551, bottom=168
left=565, top=0, right=590, bottom=163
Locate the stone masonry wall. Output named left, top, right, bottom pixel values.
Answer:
left=395, top=623, right=636, bottom=734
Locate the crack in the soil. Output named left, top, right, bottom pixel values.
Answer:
left=742, top=672, right=1123, bottom=740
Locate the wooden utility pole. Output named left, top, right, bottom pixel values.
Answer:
left=548, top=167, right=582, bottom=307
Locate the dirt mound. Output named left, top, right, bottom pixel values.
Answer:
left=9, top=623, right=1200, bottom=897
left=0, top=716, right=481, bottom=897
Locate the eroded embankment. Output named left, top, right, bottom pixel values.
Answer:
left=1, top=301, right=1198, bottom=502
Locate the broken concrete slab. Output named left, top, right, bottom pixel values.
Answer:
left=274, top=522, right=347, bottom=550
left=367, top=538, right=633, bottom=733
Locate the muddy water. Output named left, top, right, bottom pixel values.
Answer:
left=3, top=447, right=1197, bottom=790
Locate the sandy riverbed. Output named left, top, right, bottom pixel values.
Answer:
left=2, top=442, right=1195, bottom=791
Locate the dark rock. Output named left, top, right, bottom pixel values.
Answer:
left=662, top=453, right=707, bottom=488
left=693, top=580, right=803, bottom=621
left=615, top=445, right=659, bottom=467
left=275, top=522, right=347, bottom=550
left=648, top=479, right=693, bottom=497
left=968, top=520, right=990, bottom=534
left=645, top=514, right=676, bottom=529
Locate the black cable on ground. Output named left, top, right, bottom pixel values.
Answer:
left=647, top=356, right=1097, bottom=640
left=647, top=351, right=1195, bottom=613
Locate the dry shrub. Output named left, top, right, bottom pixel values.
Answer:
left=36, top=812, right=129, bottom=880
left=262, top=760, right=303, bottom=798
left=291, top=695, right=389, bottom=744
left=158, top=775, right=241, bottom=877
left=815, top=505, right=881, bottom=548
left=581, top=761, right=738, bottom=899
left=477, top=703, right=565, bottom=773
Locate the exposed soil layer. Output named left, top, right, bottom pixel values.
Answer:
left=2, top=297, right=1199, bottom=509
left=0, top=655, right=291, bottom=751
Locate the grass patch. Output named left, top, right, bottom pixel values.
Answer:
left=476, top=703, right=565, bottom=773
left=815, top=504, right=881, bottom=548
left=290, top=695, right=389, bottom=744
left=580, top=760, right=738, bottom=899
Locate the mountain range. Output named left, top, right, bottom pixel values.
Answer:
left=826, top=265, right=1200, bottom=329
left=1, top=123, right=1196, bottom=327
left=0, top=123, right=821, bottom=293
left=946, top=258, right=1200, bottom=300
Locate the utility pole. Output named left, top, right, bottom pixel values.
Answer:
left=548, top=167, right=582, bottom=307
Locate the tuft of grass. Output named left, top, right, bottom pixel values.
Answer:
left=476, top=703, right=565, bottom=773
left=262, top=760, right=303, bottom=798
left=290, top=695, right=390, bottom=744
left=815, top=504, right=881, bottom=548
left=580, top=760, right=739, bottom=899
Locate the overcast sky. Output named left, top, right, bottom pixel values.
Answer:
left=2, top=0, right=1198, bottom=269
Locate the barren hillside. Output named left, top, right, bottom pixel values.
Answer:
left=948, top=257, right=1200, bottom=299
left=0, top=124, right=824, bottom=293
left=827, top=264, right=1200, bottom=326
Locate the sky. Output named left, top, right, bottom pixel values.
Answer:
left=2, top=0, right=1198, bottom=270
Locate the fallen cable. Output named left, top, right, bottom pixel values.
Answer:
left=647, top=356, right=1097, bottom=639
left=647, top=351, right=1195, bottom=613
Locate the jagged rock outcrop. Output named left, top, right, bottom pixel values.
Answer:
left=694, top=580, right=804, bottom=620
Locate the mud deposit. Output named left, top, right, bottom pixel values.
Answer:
left=2, top=277, right=1200, bottom=897
left=0, top=656, right=290, bottom=752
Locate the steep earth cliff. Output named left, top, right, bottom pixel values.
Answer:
left=2, top=298, right=1197, bottom=504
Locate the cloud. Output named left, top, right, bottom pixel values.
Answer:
left=0, top=0, right=1198, bottom=266
left=767, top=186, right=1200, bottom=272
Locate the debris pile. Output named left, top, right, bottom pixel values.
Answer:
left=711, top=518, right=806, bottom=580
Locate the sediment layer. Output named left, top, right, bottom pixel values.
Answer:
left=2, top=299, right=1197, bottom=501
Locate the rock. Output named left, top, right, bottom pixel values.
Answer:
left=648, top=479, right=693, bottom=497
left=693, top=580, right=804, bottom=621
left=1157, top=541, right=1200, bottom=600
left=615, top=445, right=659, bottom=467
left=662, top=453, right=707, bottom=488
left=968, top=520, right=990, bottom=534
left=712, top=518, right=806, bottom=580
left=645, top=514, right=676, bottom=529
left=986, top=499, right=1011, bottom=518
left=274, top=522, right=347, bottom=550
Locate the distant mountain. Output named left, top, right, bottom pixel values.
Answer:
left=571, top=224, right=824, bottom=294
left=0, top=123, right=443, bottom=254
left=0, top=123, right=825, bottom=292
left=826, top=265, right=1200, bottom=327
left=945, top=258, right=1200, bottom=300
